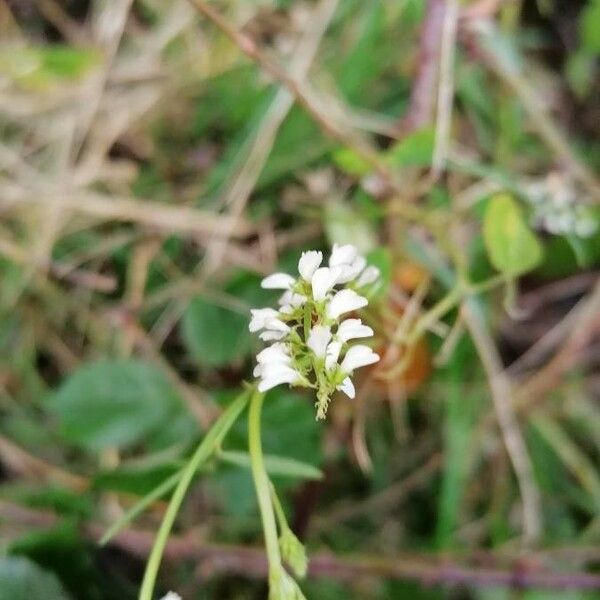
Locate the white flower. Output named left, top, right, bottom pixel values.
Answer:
left=259, top=317, right=291, bottom=342
left=311, top=266, right=341, bottom=302
left=261, top=273, right=296, bottom=290
left=258, top=364, right=302, bottom=392
left=340, top=345, right=380, bottom=373
left=336, top=255, right=366, bottom=284
left=329, top=243, right=358, bottom=268
left=160, top=593, right=182, bottom=600
left=337, top=376, right=355, bottom=399
left=337, top=319, right=373, bottom=342
left=250, top=246, right=380, bottom=418
left=298, top=251, right=323, bottom=280
left=278, top=291, right=307, bottom=307
left=307, top=325, right=332, bottom=358
left=326, top=289, right=368, bottom=320
left=356, top=265, right=380, bottom=287
left=259, top=329, right=287, bottom=342
left=325, top=340, right=342, bottom=371
left=257, top=343, right=290, bottom=364
left=249, top=308, right=280, bottom=332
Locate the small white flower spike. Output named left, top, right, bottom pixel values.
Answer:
left=326, top=289, right=368, bottom=320
left=250, top=246, right=380, bottom=419
left=298, top=251, right=323, bottom=280
left=307, top=325, right=332, bottom=358
left=160, top=593, right=182, bottom=600
left=261, top=273, right=296, bottom=290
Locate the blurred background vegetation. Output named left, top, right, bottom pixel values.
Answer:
left=0, top=0, right=599, bottom=598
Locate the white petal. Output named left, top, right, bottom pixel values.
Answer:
left=336, top=256, right=367, bottom=284
left=337, top=376, right=355, bottom=399
left=249, top=308, right=279, bottom=332
left=258, top=365, right=300, bottom=392
left=264, top=317, right=290, bottom=333
left=160, top=593, right=182, bottom=600
left=340, top=344, right=380, bottom=372
left=253, top=364, right=263, bottom=377
left=298, top=250, right=323, bottom=280
left=278, top=291, right=307, bottom=308
left=307, top=325, right=332, bottom=358
left=356, top=265, right=380, bottom=287
left=326, top=289, right=368, bottom=320
left=259, top=329, right=286, bottom=341
left=337, top=319, right=374, bottom=342
left=261, top=273, right=295, bottom=290
left=311, top=266, right=341, bottom=302
left=325, top=340, right=342, bottom=370
left=257, top=343, right=290, bottom=364
left=329, top=244, right=358, bottom=267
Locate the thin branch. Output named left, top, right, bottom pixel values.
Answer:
left=185, top=0, right=392, bottom=184
left=200, top=0, right=340, bottom=277
left=398, top=0, right=446, bottom=134
left=462, top=300, right=542, bottom=546
left=431, top=0, right=459, bottom=178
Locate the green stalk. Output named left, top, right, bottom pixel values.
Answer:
left=139, top=388, right=251, bottom=600
left=248, top=390, right=282, bottom=577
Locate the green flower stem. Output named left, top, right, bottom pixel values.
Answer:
left=270, top=483, right=288, bottom=532
left=139, top=387, right=252, bottom=600
left=248, top=390, right=282, bottom=579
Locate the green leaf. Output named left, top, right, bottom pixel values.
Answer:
left=386, top=128, right=435, bottom=168
left=182, top=271, right=270, bottom=368
left=101, top=388, right=250, bottom=546
left=0, top=557, right=71, bottom=600
left=483, top=193, right=543, bottom=277
left=219, top=450, right=323, bottom=480
left=47, top=359, right=186, bottom=451
left=332, top=147, right=372, bottom=176
left=324, top=201, right=377, bottom=254
left=581, top=0, right=600, bottom=54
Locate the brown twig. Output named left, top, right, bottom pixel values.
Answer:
left=185, top=0, right=392, bottom=184
left=3, top=501, right=600, bottom=590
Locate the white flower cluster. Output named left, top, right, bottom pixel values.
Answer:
left=160, top=593, right=181, bottom=600
left=525, top=172, right=597, bottom=238
left=250, top=244, right=380, bottom=419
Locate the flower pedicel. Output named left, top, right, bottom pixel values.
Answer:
left=249, top=244, right=380, bottom=419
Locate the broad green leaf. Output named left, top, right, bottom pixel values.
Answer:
left=182, top=271, right=271, bottom=368
left=48, top=359, right=186, bottom=451
left=0, top=557, right=71, bottom=600
left=386, top=128, right=435, bottom=168
left=483, top=194, right=543, bottom=276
